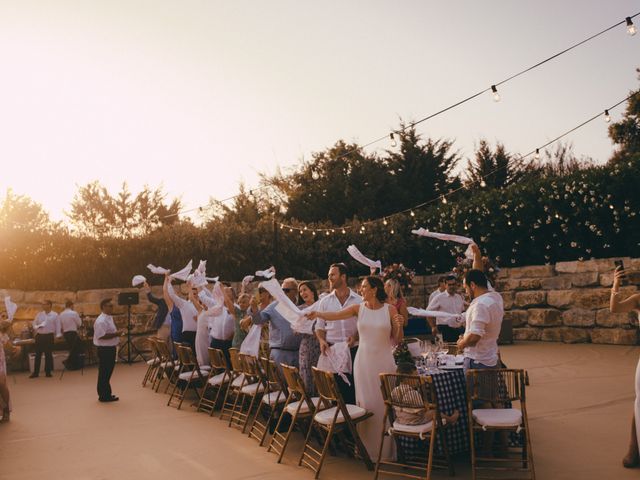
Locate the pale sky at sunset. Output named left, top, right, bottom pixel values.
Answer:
left=0, top=1, right=638, bottom=221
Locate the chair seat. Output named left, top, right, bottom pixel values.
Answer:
left=208, top=372, right=229, bottom=386
left=241, top=382, right=265, bottom=395
left=262, top=391, right=286, bottom=406
left=178, top=371, right=203, bottom=381
left=231, top=374, right=245, bottom=388
left=472, top=408, right=522, bottom=428
left=392, top=420, right=434, bottom=434
left=285, top=397, right=321, bottom=415
left=159, top=361, right=175, bottom=368
left=199, top=365, right=211, bottom=371
left=147, top=358, right=160, bottom=366
left=314, top=404, right=367, bottom=425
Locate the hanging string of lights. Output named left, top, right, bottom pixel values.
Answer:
left=276, top=90, right=639, bottom=235
left=157, top=13, right=638, bottom=222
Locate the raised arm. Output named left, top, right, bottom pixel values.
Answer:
left=164, top=275, right=186, bottom=309
left=308, top=304, right=360, bottom=322
left=388, top=304, right=404, bottom=344
left=611, top=267, right=640, bottom=313
left=471, top=243, right=483, bottom=271
left=223, top=288, right=235, bottom=314
left=163, top=274, right=174, bottom=311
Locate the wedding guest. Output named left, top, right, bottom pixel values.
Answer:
left=315, top=263, right=362, bottom=404
left=93, top=299, right=121, bottom=402
left=163, top=274, right=198, bottom=353
left=297, top=281, right=320, bottom=395
left=205, top=286, right=236, bottom=367
left=141, top=281, right=172, bottom=348
left=248, top=278, right=301, bottom=368
left=428, top=276, right=447, bottom=304
left=231, top=293, right=252, bottom=349
left=385, top=278, right=409, bottom=326
left=610, top=265, right=640, bottom=468
left=0, top=320, right=11, bottom=422
left=426, top=275, right=465, bottom=342
left=58, top=300, right=83, bottom=370
left=30, top=300, right=61, bottom=378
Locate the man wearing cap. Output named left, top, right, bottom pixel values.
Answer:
left=30, top=300, right=61, bottom=378
left=93, top=298, right=122, bottom=402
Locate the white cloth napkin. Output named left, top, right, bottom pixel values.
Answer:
left=255, top=267, right=276, bottom=279
left=347, top=245, right=382, bottom=272
left=240, top=324, right=262, bottom=357
left=147, top=260, right=193, bottom=281
left=411, top=228, right=475, bottom=259
left=4, top=297, right=17, bottom=321
left=317, top=342, right=352, bottom=384
left=131, top=275, right=146, bottom=287
left=260, top=279, right=303, bottom=324
left=242, top=275, right=255, bottom=285
left=197, top=260, right=207, bottom=274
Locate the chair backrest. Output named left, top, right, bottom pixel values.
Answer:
left=147, top=337, right=160, bottom=358
left=466, top=368, right=526, bottom=403
left=311, top=366, right=345, bottom=410
left=444, top=343, right=458, bottom=355
left=379, top=373, right=438, bottom=424
left=239, top=354, right=263, bottom=384
left=176, top=344, right=197, bottom=368
left=208, top=347, right=228, bottom=371
left=229, top=348, right=242, bottom=373
left=281, top=364, right=306, bottom=397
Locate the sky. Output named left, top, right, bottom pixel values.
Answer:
left=0, top=1, right=638, bottom=222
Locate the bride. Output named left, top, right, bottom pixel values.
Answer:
left=610, top=265, right=640, bottom=468
left=308, top=275, right=404, bottom=460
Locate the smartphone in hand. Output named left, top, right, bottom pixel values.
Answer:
left=614, top=259, right=627, bottom=285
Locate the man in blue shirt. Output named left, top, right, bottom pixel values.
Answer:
left=249, top=277, right=301, bottom=368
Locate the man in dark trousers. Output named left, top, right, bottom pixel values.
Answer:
left=93, top=299, right=121, bottom=402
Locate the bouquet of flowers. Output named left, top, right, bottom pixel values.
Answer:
left=382, top=263, right=416, bottom=294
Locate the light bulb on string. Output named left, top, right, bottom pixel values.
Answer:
left=312, top=231, right=316, bottom=236
left=480, top=179, right=487, bottom=188
left=299, top=230, right=303, bottom=235
left=389, top=133, right=398, bottom=148
left=534, top=148, right=540, bottom=160
left=289, top=228, right=293, bottom=233
left=491, top=85, right=500, bottom=102
left=390, top=229, right=395, bottom=234
left=410, top=210, right=415, bottom=217
left=341, top=228, right=346, bottom=234
left=325, top=231, right=330, bottom=236
left=383, top=218, right=388, bottom=226
left=280, top=224, right=284, bottom=230
left=626, top=17, right=637, bottom=36
left=441, top=195, right=448, bottom=204
left=604, top=109, right=611, bottom=123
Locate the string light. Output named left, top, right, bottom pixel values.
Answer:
left=604, top=109, right=611, bottom=122
left=441, top=195, right=447, bottom=204
left=390, top=133, right=398, bottom=148
left=491, top=85, right=501, bottom=102
left=390, top=229, right=395, bottom=234
left=289, top=228, right=293, bottom=233
left=410, top=210, right=415, bottom=217
left=325, top=230, right=330, bottom=236
left=341, top=228, right=346, bottom=234
left=627, top=17, right=637, bottom=36
left=534, top=148, right=540, bottom=160
left=312, top=231, right=316, bottom=236
left=383, top=218, right=388, bottom=225
left=480, top=179, right=487, bottom=188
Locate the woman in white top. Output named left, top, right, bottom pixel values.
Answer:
left=309, top=275, right=404, bottom=461
left=610, top=266, right=640, bottom=468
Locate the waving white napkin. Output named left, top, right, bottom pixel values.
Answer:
left=4, top=296, right=17, bottom=321
left=407, top=307, right=460, bottom=319
left=317, top=342, right=352, bottom=385
left=197, top=260, right=207, bottom=274
left=147, top=260, right=194, bottom=281
left=411, top=228, right=475, bottom=259
left=131, top=275, right=146, bottom=287
left=240, top=324, right=262, bottom=357
left=191, top=270, right=208, bottom=288
left=291, top=302, right=318, bottom=334
left=260, top=279, right=302, bottom=325
left=255, top=267, right=276, bottom=279
left=347, top=245, right=382, bottom=272
left=147, top=264, right=169, bottom=275
left=242, top=275, right=255, bottom=285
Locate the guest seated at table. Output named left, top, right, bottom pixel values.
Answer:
left=393, top=363, right=459, bottom=425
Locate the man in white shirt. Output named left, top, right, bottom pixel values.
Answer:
left=428, top=276, right=447, bottom=305
left=426, top=275, right=466, bottom=342
left=93, top=298, right=122, bottom=402
left=163, top=274, right=198, bottom=354
left=457, top=269, right=504, bottom=370
left=315, top=263, right=362, bottom=404
left=30, top=300, right=61, bottom=378
left=59, top=300, right=83, bottom=370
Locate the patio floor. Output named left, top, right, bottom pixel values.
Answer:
left=0, top=342, right=638, bottom=480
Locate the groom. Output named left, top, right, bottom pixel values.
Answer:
left=315, top=263, right=362, bottom=404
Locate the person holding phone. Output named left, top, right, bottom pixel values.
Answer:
left=610, top=262, right=640, bottom=468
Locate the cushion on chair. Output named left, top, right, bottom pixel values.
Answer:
left=231, top=374, right=245, bottom=387
left=391, top=420, right=434, bottom=434
left=261, top=391, right=286, bottom=406
left=178, top=371, right=201, bottom=381
left=207, top=372, right=229, bottom=386
left=472, top=408, right=522, bottom=428
left=285, top=397, right=321, bottom=415
left=314, top=404, right=367, bottom=425
left=241, top=383, right=265, bottom=395
left=146, top=358, right=160, bottom=366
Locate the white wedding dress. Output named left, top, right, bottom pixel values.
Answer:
left=354, top=303, right=397, bottom=460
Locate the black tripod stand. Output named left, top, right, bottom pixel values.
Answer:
left=117, top=292, right=145, bottom=364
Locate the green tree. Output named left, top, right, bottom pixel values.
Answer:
left=68, top=181, right=181, bottom=238
left=0, top=189, right=53, bottom=232
left=466, top=139, right=523, bottom=188
left=608, top=70, right=640, bottom=164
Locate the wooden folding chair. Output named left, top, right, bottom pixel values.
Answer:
left=248, top=357, right=287, bottom=445
left=142, top=337, right=160, bottom=387
left=299, top=367, right=374, bottom=479
left=154, top=339, right=179, bottom=393
left=376, top=373, right=454, bottom=480
left=219, top=348, right=245, bottom=423
left=466, top=368, right=535, bottom=480
left=197, top=347, right=231, bottom=414
left=167, top=344, right=206, bottom=410
left=268, top=364, right=321, bottom=463
left=229, top=353, right=265, bottom=432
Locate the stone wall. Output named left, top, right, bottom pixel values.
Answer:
left=2, top=255, right=638, bottom=346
